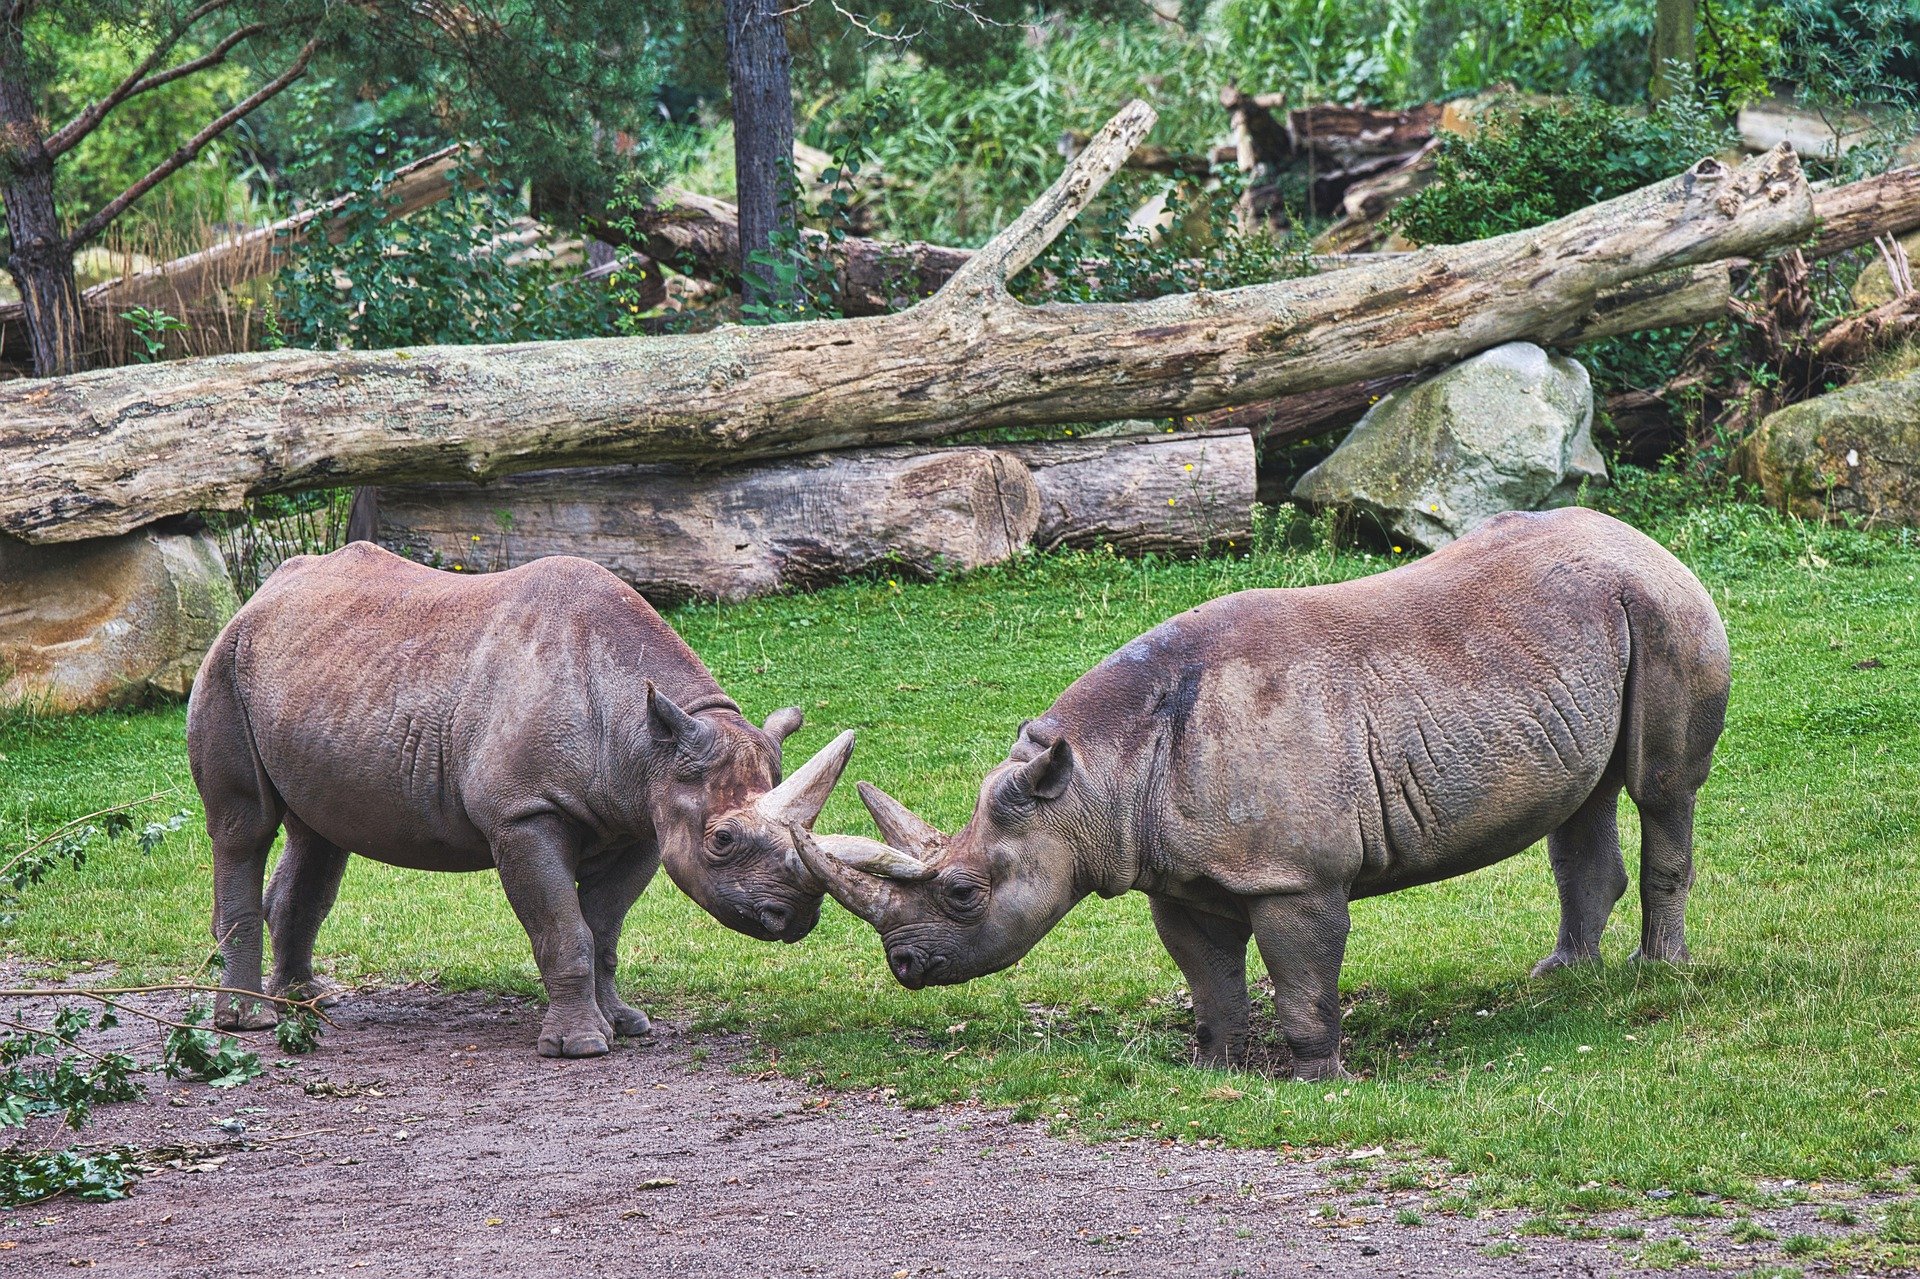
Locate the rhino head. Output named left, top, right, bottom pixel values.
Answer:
left=643, top=685, right=856, bottom=944
left=790, top=728, right=1095, bottom=986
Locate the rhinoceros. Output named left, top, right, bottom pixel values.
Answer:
left=794, top=509, right=1731, bottom=1079
left=187, top=543, right=869, bottom=1057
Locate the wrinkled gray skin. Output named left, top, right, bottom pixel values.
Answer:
left=187, top=544, right=863, bottom=1057
left=797, top=509, right=1731, bottom=1080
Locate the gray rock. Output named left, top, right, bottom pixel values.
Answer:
left=0, top=527, right=237, bottom=713
left=1291, top=342, right=1607, bottom=549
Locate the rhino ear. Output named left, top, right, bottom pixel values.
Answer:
left=647, top=683, right=713, bottom=754
left=763, top=706, right=804, bottom=754
left=1017, top=737, right=1075, bottom=801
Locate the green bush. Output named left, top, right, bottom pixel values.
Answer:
left=1390, top=96, right=1734, bottom=246
left=273, top=133, right=612, bottom=352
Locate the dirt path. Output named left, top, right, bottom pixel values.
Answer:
left=1, top=988, right=1891, bottom=1277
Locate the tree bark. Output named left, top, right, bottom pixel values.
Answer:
left=0, top=13, right=85, bottom=376
left=1806, top=165, right=1920, bottom=259
left=726, top=0, right=796, bottom=307
left=1651, top=0, right=1697, bottom=104
left=997, top=429, right=1255, bottom=554
left=366, top=429, right=1251, bottom=602
left=0, top=104, right=1817, bottom=545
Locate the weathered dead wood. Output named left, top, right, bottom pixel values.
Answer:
left=1807, top=165, right=1920, bottom=258
left=0, top=102, right=1816, bottom=545
left=370, top=428, right=1251, bottom=599
left=1738, top=98, right=1886, bottom=160
left=607, top=186, right=970, bottom=316
left=368, top=446, right=1040, bottom=603
left=1189, top=375, right=1423, bottom=447
left=995, top=429, right=1255, bottom=554
left=1814, top=290, right=1920, bottom=367
left=1188, top=262, right=1738, bottom=445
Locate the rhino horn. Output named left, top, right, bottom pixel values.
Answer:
left=855, top=781, right=945, bottom=859
left=755, top=729, right=855, bottom=828
left=788, top=826, right=924, bottom=923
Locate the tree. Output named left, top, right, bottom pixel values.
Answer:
left=724, top=0, right=796, bottom=308
left=1650, top=0, right=1698, bottom=102
left=0, top=2, right=665, bottom=376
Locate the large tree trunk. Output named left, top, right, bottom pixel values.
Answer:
left=0, top=103, right=1816, bottom=545
left=0, top=16, right=84, bottom=377
left=726, top=0, right=796, bottom=307
left=999, top=429, right=1255, bottom=554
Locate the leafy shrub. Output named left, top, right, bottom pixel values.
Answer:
left=817, top=21, right=1226, bottom=247
left=274, top=134, right=612, bottom=351
left=163, top=1001, right=264, bottom=1089
left=1389, top=96, right=1734, bottom=246
left=0, top=1148, right=138, bottom=1207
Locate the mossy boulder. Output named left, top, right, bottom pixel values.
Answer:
left=1738, top=373, right=1920, bottom=527
left=1291, top=342, right=1606, bottom=550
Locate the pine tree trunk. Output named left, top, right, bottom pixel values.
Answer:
left=0, top=15, right=84, bottom=376
left=725, top=0, right=796, bottom=307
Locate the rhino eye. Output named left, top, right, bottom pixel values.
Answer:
left=942, top=878, right=986, bottom=918
left=708, top=826, right=739, bottom=859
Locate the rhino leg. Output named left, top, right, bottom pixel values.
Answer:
left=577, top=846, right=662, bottom=1039
left=1249, top=888, right=1351, bottom=1082
left=1630, top=796, right=1697, bottom=965
left=1149, top=895, right=1251, bottom=1070
left=494, top=815, right=613, bottom=1057
left=264, top=814, right=351, bottom=1003
left=201, top=785, right=284, bottom=1031
left=1533, top=783, right=1628, bottom=977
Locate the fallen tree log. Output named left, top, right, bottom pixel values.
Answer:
left=1190, top=261, right=1740, bottom=446
left=605, top=186, right=970, bottom=316
left=1807, top=165, right=1920, bottom=258
left=0, top=101, right=1815, bottom=545
left=368, top=428, right=1252, bottom=601
left=368, top=446, right=1039, bottom=603
left=996, top=429, right=1254, bottom=554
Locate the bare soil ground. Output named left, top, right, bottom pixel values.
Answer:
left=2, top=987, right=1899, bottom=1277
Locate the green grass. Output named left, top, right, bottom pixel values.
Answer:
left=3, top=499, right=1918, bottom=1210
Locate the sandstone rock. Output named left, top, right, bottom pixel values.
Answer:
left=0, top=528, right=237, bottom=713
left=1737, top=371, right=1920, bottom=526
left=1291, top=342, right=1606, bottom=549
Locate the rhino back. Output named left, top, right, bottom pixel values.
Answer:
left=1045, top=509, right=1720, bottom=899
left=204, top=545, right=724, bottom=867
